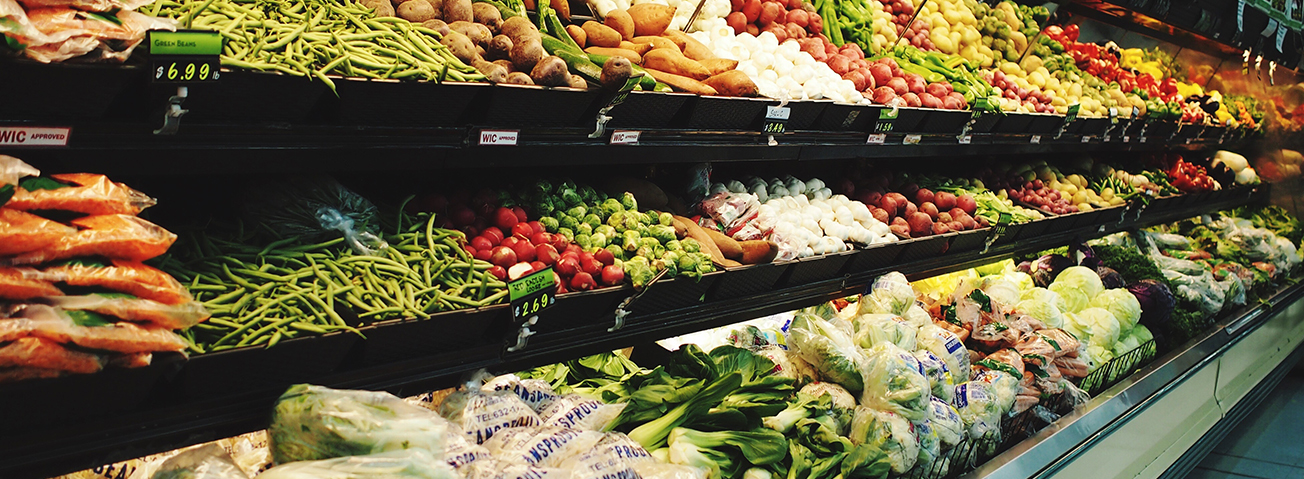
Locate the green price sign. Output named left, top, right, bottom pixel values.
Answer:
left=509, top=267, right=557, bottom=321
left=148, top=31, right=222, bottom=56
left=153, top=57, right=220, bottom=83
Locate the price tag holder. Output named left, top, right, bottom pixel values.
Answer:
left=610, top=130, right=640, bottom=145
left=958, top=134, right=972, bottom=144
left=763, top=105, right=791, bottom=134
left=875, top=107, right=898, bottom=133
left=1140, top=136, right=1147, bottom=143
left=1065, top=104, right=1080, bottom=122
left=1081, top=135, right=1092, bottom=143
left=903, top=134, right=921, bottom=145
left=0, top=126, right=71, bottom=147
left=1123, top=136, right=1131, bottom=143
left=509, top=267, right=557, bottom=321
left=1030, top=135, right=1041, bottom=144
left=148, top=31, right=222, bottom=83
left=867, top=133, right=886, bottom=144
left=480, top=129, right=519, bottom=145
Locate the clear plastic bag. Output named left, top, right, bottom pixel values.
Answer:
left=459, top=458, right=567, bottom=479
left=18, top=0, right=155, bottom=12
left=483, top=374, right=563, bottom=414
left=0, top=336, right=101, bottom=374
left=914, top=350, right=955, bottom=403
left=8, top=173, right=156, bottom=216
left=242, top=176, right=386, bottom=256
left=479, top=426, right=604, bottom=467
left=860, top=342, right=931, bottom=421
left=5, top=214, right=177, bottom=265
left=258, top=449, right=459, bottom=479
left=0, top=155, right=40, bottom=187
left=916, top=324, right=969, bottom=380
left=847, top=406, right=919, bottom=474
left=788, top=312, right=867, bottom=394
left=1, top=303, right=187, bottom=353
left=0, top=208, right=76, bottom=257
left=858, top=272, right=917, bottom=316
left=129, top=444, right=249, bottom=479
left=268, top=384, right=454, bottom=465
left=951, top=382, right=1000, bottom=439
left=0, top=266, right=63, bottom=300
left=41, top=295, right=209, bottom=329
left=926, top=397, right=964, bottom=448
left=537, top=394, right=626, bottom=431
left=440, top=376, right=543, bottom=444
left=0, top=0, right=50, bottom=52
left=20, top=8, right=175, bottom=63
left=852, top=314, right=916, bottom=350
left=697, top=192, right=761, bottom=237
left=41, top=259, right=193, bottom=305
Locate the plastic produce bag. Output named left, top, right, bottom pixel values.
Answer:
left=41, top=259, right=193, bottom=305
left=858, top=272, right=917, bottom=316
left=848, top=406, right=919, bottom=474
left=258, top=450, right=459, bottom=479
left=914, top=350, right=955, bottom=402
left=129, top=444, right=249, bottom=479
left=242, top=176, right=387, bottom=256
left=480, top=427, right=604, bottom=467
left=852, top=314, right=916, bottom=350
left=268, top=384, right=454, bottom=465
left=951, top=382, right=1000, bottom=438
left=0, top=0, right=50, bottom=55
left=1, top=304, right=187, bottom=353
left=8, top=173, right=156, bottom=216
left=632, top=461, right=708, bottom=479
left=0, top=266, right=62, bottom=300
left=970, top=370, right=1019, bottom=416
left=798, top=381, right=856, bottom=434
left=6, top=214, right=177, bottom=265
left=537, top=394, right=626, bottom=431
left=0, top=336, right=102, bottom=374
left=0, top=155, right=40, bottom=187
left=440, top=377, right=543, bottom=444
left=916, top=323, right=969, bottom=379
left=788, top=312, right=867, bottom=394
left=20, top=8, right=176, bottom=62
left=926, top=397, right=964, bottom=447
left=18, top=0, right=155, bottom=12
left=911, top=418, right=941, bottom=472
left=42, top=295, right=208, bottom=329
left=860, top=342, right=931, bottom=421
left=442, top=432, right=491, bottom=469
left=459, top=459, right=567, bottom=479
left=483, top=374, right=563, bottom=413
left=0, top=208, right=76, bottom=257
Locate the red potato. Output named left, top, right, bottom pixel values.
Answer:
left=488, top=265, right=508, bottom=280
left=949, top=207, right=966, bottom=219
left=920, top=201, right=939, bottom=218
left=731, top=0, right=744, bottom=10
left=872, top=207, right=890, bottom=224
left=932, top=222, right=950, bottom=235
left=919, top=92, right=943, bottom=109
left=949, top=221, right=964, bottom=231
left=828, top=54, right=851, bottom=74
left=785, top=22, right=806, bottom=39
left=935, top=191, right=956, bottom=210
left=511, top=222, right=533, bottom=239
left=959, top=215, right=976, bottom=229
left=808, top=12, right=821, bottom=31
left=512, top=240, right=536, bottom=262
left=746, top=24, right=759, bottom=35
left=915, top=188, right=934, bottom=205
left=889, top=216, right=910, bottom=238
left=937, top=212, right=952, bottom=223
left=886, top=77, right=908, bottom=95
left=878, top=195, right=899, bottom=217
left=884, top=192, right=908, bottom=206
left=908, top=212, right=934, bottom=237
left=902, top=92, right=921, bottom=107
left=843, top=70, right=867, bottom=91
left=823, top=41, right=838, bottom=56
left=873, top=87, right=897, bottom=103
left=942, top=95, right=963, bottom=110
left=490, top=246, right=518, bottom=268
left=536, top=243, right=560, bottom=265
left=786, top=8, right=808, bottom=26
left=727, top=12, right=747, bottom=33
left=764, top=23, right=788, bottom=42
left=840, top=43, right=864, bottom=59
left=957, top=194, right=977, bottom=214
left=903, top=201, right=918, bottom=217
left=786, top=0, right=801, bottom=9
left=742, top=0, right=762, bottom=22
left=859, top=68, right=875, bottom=89
left=905, top=73, right=926, bottom=94
left=758, top=1, right=782, bottom=24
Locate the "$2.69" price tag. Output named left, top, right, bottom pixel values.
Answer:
left=510, top=267, right=557, bottom=320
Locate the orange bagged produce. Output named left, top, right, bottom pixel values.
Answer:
left=0, top=266, right=62, bottom=300
left=0, top=336, right=102, bottom=374
left=9, top=173, right=156, bottom=215
left=7, top=214, right=176, bottom=265
left=0, top=208, right=76, bottom=256
left=43, top=259, right=192, bottom=304
left=0, top=304, right=188, bottom=353
left=43, top=294, right=209, bottom=329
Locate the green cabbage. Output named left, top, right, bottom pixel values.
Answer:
left=1049, top=282, right=1089, bottom=313
left=1015, top=297, right=1065, bottom=329
left=1112, top=325, right=1155, bottom=357
left=1051, top=266, right=1105, bottom=305
left=1090, top=289, right=1142, bottom=331
left=1001, top=272, right=1035, bottom=293
left=979, top=277, right=1021, bottom=307
left=1068, top=307, right=1121, bottom=349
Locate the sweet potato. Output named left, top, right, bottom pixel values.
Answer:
left=442, top=0, right=471, bottom=22
left=697, top=57, right=738, bottom=76
left=632, top=35, right=678, bottom=51
left=703, top=70, right=759, bottom=97
left=582, top=21, right=621, bottom=48
left=661, top=29, right=713, bottom=60
left=628, top=3, right=674, bottom=36
left=585, top=46, right=641, bottom=64
left=566, top=24, right=587, bottom=48
left=645, top=68, right=717, bottom=95
left=674, top=215, right=726, bottom=265
left=721, top=258, right=742, bottom=267
left=471, top=2, right=502, bottom=31
left=642, top=49, right=710, bottom=80
left=704, top=228, right=743, bottom=260
left=604, top=9, right=635, bottom=40
left=620, top=40, right=651, bottom=55
left=550, top=0, right=570, bottom=20
left=738, top=240, right=778, bottom=264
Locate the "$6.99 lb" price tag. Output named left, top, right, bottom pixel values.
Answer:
left=510, top=267, right=557, bottom=320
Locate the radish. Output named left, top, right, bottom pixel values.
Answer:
left=502, top=236, right=520, bottom=248
left=451, top=205, right=476, bottom=227
left=471, top=236, right=493, bottom=251
left=531, top=232, right=553, bottom=246
left=512, top=240, right=536, bottom=262
left=581, top=256, right=602, bottom=275
left=551, top=234, right=570, bottom=252
left=512, top=206, right=528, bottom=223
left=570, top=272, right=597, bottom=291
left=556, top=256, right=580, bottom=276
left=508, top=262, right=534, bottom=280
left=530, top=261, right=547, bottom=272
left=601, top=264, right=624, bottom=285
left=494, top=207, right=519, bottom=230
left=490, top=246, right=517, bottom=268
left=536, top=244, right=560, bottom=265
left=488, top=265, right=507, bottom=280
left=474, top=248, right=492, bottom=261
left=594, top=248, right=615, bottom=266
left=481, top=227, right=504, bottom=245
left=511, top=222, right=533, bottom=240
left=528, top=221, right=545, bottom=235
left=564, top=244, right=582, bottom=256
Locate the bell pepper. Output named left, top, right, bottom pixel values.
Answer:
left=1064, top=24, right=1080, bottom=42
left=1160, top=78, right=1178, bottom=96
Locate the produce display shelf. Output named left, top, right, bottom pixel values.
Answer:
left=959, top=279, right=1304, bottom=479
left=0, top=184, right=1267, bottom=479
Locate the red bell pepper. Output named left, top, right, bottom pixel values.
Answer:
left=1064, top=24, right=1080, bottom=42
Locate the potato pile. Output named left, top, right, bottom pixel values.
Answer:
left=576, top=4, right=759, bottom=96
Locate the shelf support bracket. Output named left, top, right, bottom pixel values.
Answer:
left=506, top=316, right=538, bottom=352
left=154, top=86, right=189, bottom=136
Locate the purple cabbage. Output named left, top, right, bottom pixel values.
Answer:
left=1016, top=261, right=1033, bottom=275
left=1070, top=240, right=1100, bottom=270
left=1031, top=254, right=1074, bottom=287
left=1127, top=279, right=1176, bottom=326
left=1097, top=266, right=1126, bottom=289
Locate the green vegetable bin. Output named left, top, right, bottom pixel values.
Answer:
left=329, top=79, right=490, bottom=127
left=605, top=91, right=695, bottom=129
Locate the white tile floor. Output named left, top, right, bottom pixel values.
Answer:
left=1188, top=363, right=1304, bottom=479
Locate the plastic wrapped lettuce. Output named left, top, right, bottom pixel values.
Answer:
left=269, top=384, right=453, bottom=465
left=1066, top=307, right=1121, bottom=349
left=902, top=303, right=932, bottom=328
left=799, top=382, right=857, bottom=434
left=912, top=418, right=941, bottom=472
left=848, top=407, right=920, bottom=474
left=258, top=450, right=459, bottom=479
left=951, top=382, right=1000, bottom=438
left=1090, top=289, right=1142, bottom=331
left=970, top=370, right=1019, bottom=416
left=979, top=276, right=1021, bottom=308
left=913, top=350, right=955, bottom=402
left=927, top=397, right=964, bottom=447
left=859, top=272, right=917, bottom=316
left=861, top=342, right=931, bottom=421
left=917, top=323, right=970, bottom=379
left=853, top=314, right=917, bottom=350
left=789, top=312, right=867, bottom=394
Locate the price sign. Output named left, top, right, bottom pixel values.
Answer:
left=479, top=129, right=519, bottom=145
left=875, top=107, right=898, bottom=132
left=958, top=134, right=972, bottom=144
left=1081, top=135, right=1092, bottom=143
left=148, top=31, right=222, bottom=84
left=0, top=126, right=70, bottom=147
left=1123, top=136, right=1131, bottom=143
left=1030, top=135, right=1041, bottom=144
left=763, top=105, right=791, bottom=134
left=1140, top=136, right=1147, bottom=143
left=866, top=133, right=886, bottom=144
left=509, top=267, right=557, bottom=321
left=903, top=134, right=921, bottom=145
left=610, top=130, right=640, bottom=145
left=1103, top=135, right=1111, bottom=142
left=1065, top=104, right=1080, bottom=122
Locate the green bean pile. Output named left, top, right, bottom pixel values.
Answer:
left=157, top=214, right=507, bottom=353
left=150, top=0, right=484, bottom=92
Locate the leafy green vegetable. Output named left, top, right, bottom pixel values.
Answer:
left=628, top=371, right=742, bottom=449
left=0, top=184, right=13, bottom=207
left=19, top=176, right=70, bottom=191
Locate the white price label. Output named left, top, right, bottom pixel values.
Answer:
left=1103, top=135, right=1111, bottom=142
left=903, top=134, right=922, bottom=145
left=1030, top=135, right=1041, bottom=144
left=609, top=130, right=640, bottom=145
left=1140, top=136, right=1147, bottom=143
left=1123, top=136, right=1131, bottom=143
left=765, top=105, right=791, bottom=120
left=1081, top=136, right=1092, bottom=143
left=867, top=133, right=886, bottom=144
left=0, top=126, right=70, bottom=146
left=1186, top=138, right=1193, bottom=144
left=479, top=130, right=519, bottom=145
left=958, top=135, right=972, bottom=144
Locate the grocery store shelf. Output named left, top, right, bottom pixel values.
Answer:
left=960, top=272, right=1304, bottom=479
left=0, top=185, right=1267, bottom=479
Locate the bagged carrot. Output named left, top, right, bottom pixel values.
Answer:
left=0, top=208, right=76, bottom=256
left=7, top=214, right=176, bottom=265
left=43, top=294, right=209, bottom=329
left=8, top=173, right=156, bottom=215
left=0, top=266, right=62, bottom=300
left=42, top=258, right=192, bottom=305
